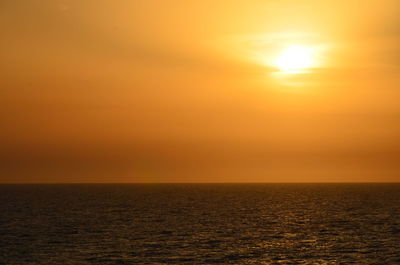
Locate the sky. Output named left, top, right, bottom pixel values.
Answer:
left=1, top=0, right=400, bottom=183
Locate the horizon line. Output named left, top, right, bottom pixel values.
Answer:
left=1, top=182, right=400, bottom=184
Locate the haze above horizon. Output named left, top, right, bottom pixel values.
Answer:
left=1, top=0, right=400, bottom=183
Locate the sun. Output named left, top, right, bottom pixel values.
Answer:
left=274, top=45, right=315, bottom=73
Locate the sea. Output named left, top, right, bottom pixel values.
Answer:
left=1, top=184, right=400, bottom=264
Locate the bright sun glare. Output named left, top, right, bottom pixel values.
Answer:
left=274, top=45, right=315, bottom=73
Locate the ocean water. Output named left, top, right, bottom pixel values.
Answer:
left=1, top=184, right=400, bottom=264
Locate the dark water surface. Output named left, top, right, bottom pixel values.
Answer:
left=1, top=184, right=400, bottom=264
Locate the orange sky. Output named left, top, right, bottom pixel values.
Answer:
left=1, top=0, right=400, bottom=182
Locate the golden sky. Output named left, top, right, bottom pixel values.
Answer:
left=1, top=0, right=400, bottom=182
